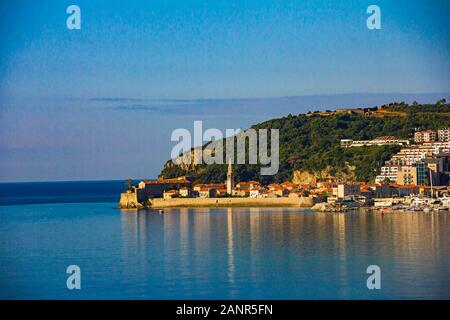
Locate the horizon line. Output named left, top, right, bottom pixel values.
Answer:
left=4, top=91, right=450, bottom=103
left=0, top=178, right=151, bottom=184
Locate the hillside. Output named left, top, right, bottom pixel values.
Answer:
left=159, top=99, right=450, bottom=184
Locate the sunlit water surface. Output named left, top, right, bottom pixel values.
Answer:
left=1, top=202, right=449, bottom=299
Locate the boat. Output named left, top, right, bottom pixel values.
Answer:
left=438, top=196, right=450, bottom=207
left=410, top=196, right=433, bottom=207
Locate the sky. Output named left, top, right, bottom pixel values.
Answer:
left=0, top=0, right=449, bottom=182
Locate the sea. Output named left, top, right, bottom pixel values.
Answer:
left=0, top=181, right=449, bottom=299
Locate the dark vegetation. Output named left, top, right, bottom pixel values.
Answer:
left=159, top=100, right=450, bottom=184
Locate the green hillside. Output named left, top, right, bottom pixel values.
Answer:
left=159, top=100, right=450, bottom=184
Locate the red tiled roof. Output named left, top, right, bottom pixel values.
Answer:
left=388, top=183, right=400, bottom=187
left=164, top=190, right=178, bottom=194
left=270, top=186, right=283, bottom=191
left=143, top=178, right=190, bottom=185
left=363, top=183, right=380, bottom=187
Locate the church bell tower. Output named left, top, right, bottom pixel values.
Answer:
left=226, top=160, right=234, bottom=195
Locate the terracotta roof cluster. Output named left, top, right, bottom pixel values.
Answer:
left=164, top=189, right=178, bottom=194
left=143, top=178, right=190, bottom=185
left=281, top=181, right=295, bottom=187
left=237, top=181, right=260, bottom=187
left=194, top=183, right=225, bottom=188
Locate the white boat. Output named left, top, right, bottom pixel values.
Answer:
left=438, top=196, right=450, bottom=207
left=410, top=197, right=432, bottom=206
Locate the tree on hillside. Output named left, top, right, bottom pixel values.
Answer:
left=124, top=178, right=134, bottom=191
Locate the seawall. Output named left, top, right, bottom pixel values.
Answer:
left=148, top=197, right=316, bottom=208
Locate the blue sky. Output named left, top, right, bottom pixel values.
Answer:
left=0, top=0, right=449, bottom=181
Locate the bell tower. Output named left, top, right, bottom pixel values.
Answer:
left=226, top=160, right=234, bottom=195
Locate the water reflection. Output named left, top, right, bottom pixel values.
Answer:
left=226, top=208, right=235, bottom=295
left=120, top=209, right=450, bottom=299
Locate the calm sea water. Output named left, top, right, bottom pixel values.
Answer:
left=0, top=182, right=449, bottom=299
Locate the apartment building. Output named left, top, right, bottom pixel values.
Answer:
left=340, top=136, right=409, bottom=148
left=423, top=141, right=450, bottom=154
left=438, top=128, right=450, bottom=142
left=375, top=165, right=401, bottom=183
left=396, top=166, right=418, bottom=185
left=414, top=130, right=437, bottom=143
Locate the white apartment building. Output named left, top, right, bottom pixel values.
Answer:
left=390, top=153, right=426, bottom=166
left=380, top=164, right=401, bottom=175
left=375, top=173, right=398, bottom=183
left=414, top=130, right=437, bottom=143
left=387, top=146, right=433, bottom=166
left=437, top=128, right=450, bottom=142
left=375, top=165, right=401, bottom=183
left=340, top=136, right=409, bottom=148
left=397, top=146, right=433, bottom=156
left=423, top=141, right=450, bottom=154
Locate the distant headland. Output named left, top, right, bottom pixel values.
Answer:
left=119, top=99, right=450, bottom=211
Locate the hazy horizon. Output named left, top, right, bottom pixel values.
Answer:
left=1, top=92, right=449, bottom=183
left=1, top=0, right=449, bottom=182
